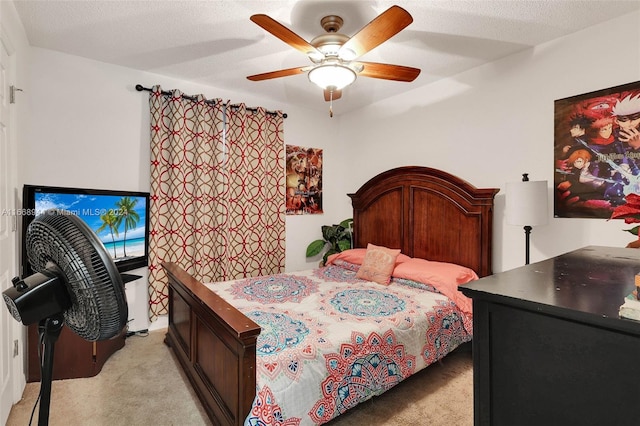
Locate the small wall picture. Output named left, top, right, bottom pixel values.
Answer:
left=286, top=145, right=323, bottom=215
left=554, top=81, right=640, bottom=219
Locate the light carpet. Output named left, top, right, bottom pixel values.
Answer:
left=7, top=329, right=473, bottom=425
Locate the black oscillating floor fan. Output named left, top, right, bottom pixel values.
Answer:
left=2, top=209, right=128, bottom=426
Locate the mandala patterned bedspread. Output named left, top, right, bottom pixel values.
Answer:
left=205, top=260, right=474, bottom=426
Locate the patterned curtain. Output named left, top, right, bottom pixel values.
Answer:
left=147, top=85, right=285, bottom=320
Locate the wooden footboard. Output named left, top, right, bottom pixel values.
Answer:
left=163, top=262, right=261, bottom=426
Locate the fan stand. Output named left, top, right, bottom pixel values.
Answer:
left=2, top=210, right=128, bottom=425
left=37, top=313, right=64, bottom=426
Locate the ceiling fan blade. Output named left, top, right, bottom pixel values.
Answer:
left=324, top=89, right=342, bottom=102
left=339, top=5, right=413, bottom=60
left=353, top=61, right=420, bottom=82
left=247, top=66, right=309, bottom=81
left=251, top=14, right=322, bottom=58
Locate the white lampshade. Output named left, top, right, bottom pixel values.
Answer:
left=308, top=64, right=357, bottom=90
left=506, top=180, right=549, bottom=226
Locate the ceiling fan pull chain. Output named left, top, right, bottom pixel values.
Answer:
left=329, top=91, right=334, bottom=118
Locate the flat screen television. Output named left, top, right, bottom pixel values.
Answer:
left=22, top=185, right=150, bottom=275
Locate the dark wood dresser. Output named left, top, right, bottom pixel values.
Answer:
left=460, top=246, right=640, bottom=426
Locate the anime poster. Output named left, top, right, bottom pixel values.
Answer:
left=286, top=145, right=323, bottom=215
left=554, top=81, right=640, bottom=219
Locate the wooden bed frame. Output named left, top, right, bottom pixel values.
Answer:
left=163, top=166, right=498, bottom=425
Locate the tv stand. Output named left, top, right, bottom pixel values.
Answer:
left=27, top=324, right=125, bottom=382
left=121, top=273, right=142, bottom=284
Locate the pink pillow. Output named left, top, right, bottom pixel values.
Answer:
left=392, top=258, right=478, bottom=314
left=326, top=248, right=410, bottom=267
left=355, top=244, right=402, bottom=285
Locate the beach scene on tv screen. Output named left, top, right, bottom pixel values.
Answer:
left=34, top=192, right=147, bottom=261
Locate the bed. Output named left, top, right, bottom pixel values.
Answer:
left=163, top=166, right=498, bottom=425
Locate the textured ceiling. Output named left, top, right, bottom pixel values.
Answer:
left=12, top=0, right=640, bottom=115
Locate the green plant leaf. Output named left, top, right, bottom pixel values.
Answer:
left=326, top=225, right=347, bottom=246
left=321, top=225, right=337, bottom=242
left=307, top=219, right=354, bottom=260
left=306, top=240, right=326, bottom=257
left=339, top=218, right=353, bottom=229
left=625, top=226, right=640, bottom=236
left=337, top=239, right=351, bottom=252
left=323, top=248, right=339, bottom=265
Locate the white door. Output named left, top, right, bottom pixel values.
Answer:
left=0, top=27, right=18, bottom=425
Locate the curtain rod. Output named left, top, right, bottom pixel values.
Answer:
left=135, top=84, right=287, bottom=118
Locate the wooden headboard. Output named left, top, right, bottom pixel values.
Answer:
left=348, top=166, right=499, bottom=277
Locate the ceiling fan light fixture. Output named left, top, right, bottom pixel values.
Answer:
left=338, top=47, right=357, bottom=61
left=308, top=50, right=324, bottom=62
left=308, top=64, right=356, bottom=91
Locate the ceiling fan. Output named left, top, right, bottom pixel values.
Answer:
left=247, top=5, right=420, bottom=116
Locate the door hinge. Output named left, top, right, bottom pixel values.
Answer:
left=9, top=85, right=23, bottom=104
left=13, top=340, right=19, bottom=357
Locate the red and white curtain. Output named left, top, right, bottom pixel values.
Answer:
left=147, top=85, right=285, bottom=320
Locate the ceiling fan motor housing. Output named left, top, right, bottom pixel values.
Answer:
left=310, top=33, right=350, bottom=61
left=320, top=15, right=343, bottom=33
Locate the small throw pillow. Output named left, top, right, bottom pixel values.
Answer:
left=356, top=243, right=401, bottom=285
left=326, top=248, right=411, bottom=267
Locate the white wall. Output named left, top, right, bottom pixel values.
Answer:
left=338, top=11, right=640, bottom=273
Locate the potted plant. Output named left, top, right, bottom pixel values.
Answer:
left=306, top=218, right=353, bottom=265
